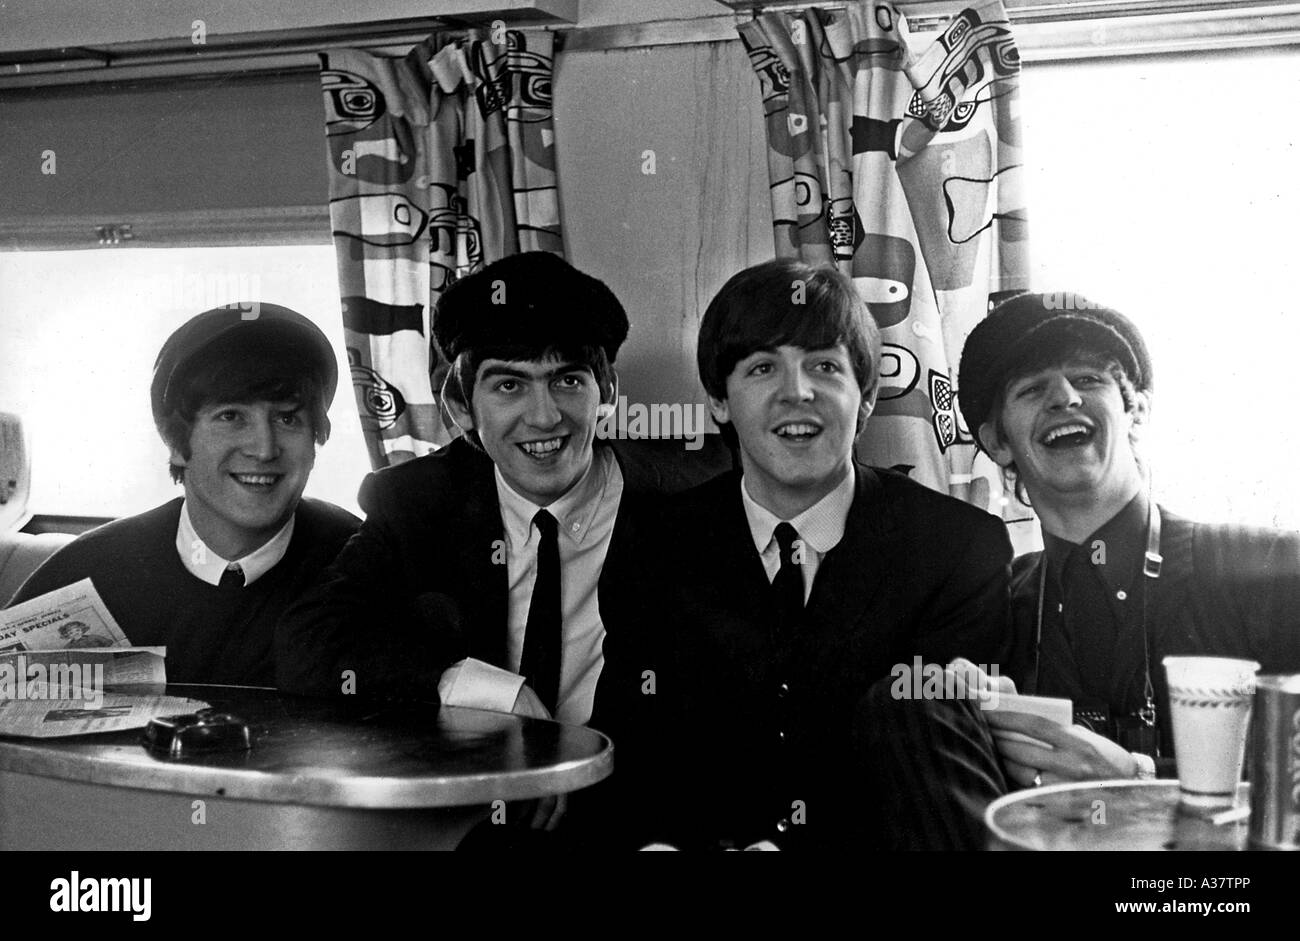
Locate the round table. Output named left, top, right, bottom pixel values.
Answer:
left=0, top=685, right=612, bottom=850
left=985, top=779, right=1250, bottom=851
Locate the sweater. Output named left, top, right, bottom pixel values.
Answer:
left=9, top=497, right=359, bottom=687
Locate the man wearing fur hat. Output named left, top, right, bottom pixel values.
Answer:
left=8, top=304, right=360, bottom=686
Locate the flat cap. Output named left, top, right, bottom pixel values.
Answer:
left=958, top=292, right=1152, bottom=439
left=432, top=251, right=629, bottom=364
left=151, top=303, right=338, bottom=424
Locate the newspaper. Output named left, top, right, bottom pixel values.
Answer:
left=0, top=578, right=128, bottom=652
left=0, top=692, right=208, bottom=738
left=0, top=647, right=167, bottom=702
left=0, top=579, right=184, bottom=737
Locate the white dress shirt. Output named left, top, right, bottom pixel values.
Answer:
left=740, top=467, right=856, bottom=602
left=438, top=447, right=624, bottom=726
left=174, top=501, right=295, bottom=587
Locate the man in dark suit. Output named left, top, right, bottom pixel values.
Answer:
left=277, top=252, right=729, bottom=732
left=598, top=259, right=1014, bottom=851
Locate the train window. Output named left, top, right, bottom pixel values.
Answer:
left=1022, top=47, right=1300, bottom=529
left=0, top=244, right=371, bottom=519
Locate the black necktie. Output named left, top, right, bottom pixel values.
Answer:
left=520, top=510, right=562, bottom=714
left=218, top=564, right=245, bottom=589
left=772, top=522, right=804, bottom=636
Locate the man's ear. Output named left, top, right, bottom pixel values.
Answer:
left=1129, top=390, right=1151, bottom=430
left=168, top=444, right=189, bottom=470
left=596, top=369, right=619, bottom=420
left=856, top=381, right=879, bottom=431
left=707, top=394, right=730, bottom=426
left=863, top=382, right=879, bottom=415
left=441, top=373, right=475, bottom=433
left=977, top=421, right=1014, bottom=469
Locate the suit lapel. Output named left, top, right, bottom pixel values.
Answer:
left=803, top=465, right=892, bottom=639
left=452, top=450, right=510, bottom=665
left=705, top=473, right=778, bottom=637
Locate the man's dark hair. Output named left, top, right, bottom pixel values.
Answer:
left=160, top=337, right=329, bottom=484
left=432, top=252, right=627, bottom=452
left=697, top=258, right=881, bottom=448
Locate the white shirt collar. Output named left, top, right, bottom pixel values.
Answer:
left=740, top=466, right=857, bottom=557
left=494, top=448, right=613, bottom=548
left=175, top=500, right=296, bottom=587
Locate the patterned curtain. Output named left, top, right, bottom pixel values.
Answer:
left=739, top=0, right=1032, bottom=540
left=319, top=30, right=563, bottom=467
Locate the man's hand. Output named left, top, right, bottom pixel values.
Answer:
left=511, top=684, right=553, bottom=721
left=945, top=657, right=1017, bottom=700
left=985, top=710, right=1138, bottom=786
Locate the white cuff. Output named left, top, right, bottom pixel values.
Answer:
left=1132, top=752, right=1157, bottom=780
left=437, top=658, right=526, bottom=713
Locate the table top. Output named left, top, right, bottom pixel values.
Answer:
left=0, top=685, right=612, bottom=809
left=985, top=779, right=1250, bottom=851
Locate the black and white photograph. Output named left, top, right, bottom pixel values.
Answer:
left=0, top=0, right=1297, bottom=921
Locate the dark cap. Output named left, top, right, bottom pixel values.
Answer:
left=958, top=292, right=1153, bottom=439
left=431, top=251, right=629, bottom=364
left=151, top=303, right=338, bottom=425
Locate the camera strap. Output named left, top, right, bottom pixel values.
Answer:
left=1138, top=481, right=1162, bottom=728
left=1032, top=478, right=1163, bottom=730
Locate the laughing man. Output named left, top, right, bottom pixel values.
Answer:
left=958, top=293, right=1300, bottom=785
left=866, top=292, right=1300, bottom=848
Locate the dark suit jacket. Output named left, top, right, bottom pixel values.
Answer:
left=597, top=463, right=1014, bottom=851
left=276, top=436, right=732, bottom=702
left=1009, top=505, right=1300, bottom=763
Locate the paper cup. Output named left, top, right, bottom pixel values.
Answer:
left=1163, top=656, right=1260, bottom=809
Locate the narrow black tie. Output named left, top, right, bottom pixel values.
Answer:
left=218, top=564, right=245, bottom=590
left=772, top=522, right=804, bottom=635
left=520, top=509, right=562, bottom=714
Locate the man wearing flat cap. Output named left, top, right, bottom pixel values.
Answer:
left=8, top=304, right=360, bottom=686
left=867, top=291, right=1300, bottom=847
left=277, top=252, right=728, bottom=734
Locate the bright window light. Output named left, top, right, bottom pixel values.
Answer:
left=1021, top=48, right=1300, bottom=530
left=0, top=245, right=371, bottom=519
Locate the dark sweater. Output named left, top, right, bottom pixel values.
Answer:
left=1010, top=505, right=1300, bottom=769
left=9, top=497, right=360, bottom=687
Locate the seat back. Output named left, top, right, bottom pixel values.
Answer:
left=0, top=531, right=74, bottom=607
left=0, top=413, right=76, bottom=606
left=0, top=412, right=32, bottom=534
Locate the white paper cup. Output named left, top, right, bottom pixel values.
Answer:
left=1163, top=656, right=1260, bottom=809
